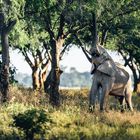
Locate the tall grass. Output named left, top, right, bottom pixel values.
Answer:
left=0, top=86, right=140, bottom=140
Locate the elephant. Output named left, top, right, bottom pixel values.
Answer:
left=89, top=44, right=133, bottom=112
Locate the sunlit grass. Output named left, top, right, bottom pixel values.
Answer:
left=0, top=86, right=140, bottom=139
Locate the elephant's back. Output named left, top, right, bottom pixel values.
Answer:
left=110, top=63, right=130, bottom=96
left=115, top=63, right=130, bottom=84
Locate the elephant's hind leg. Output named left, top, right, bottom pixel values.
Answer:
left=125, top=91, right=133, bottom=111
left=118, top=96, right=125, bottom=112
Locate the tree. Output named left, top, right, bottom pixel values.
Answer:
left=21, top=44, right=50, bottom=90
left=10, top=14, right=52, bottom=90
left=0, top=0, right=20, bottom=102
left=24, top=0, right=88, bottom=106
left=11, top=18, right=71, bottom=91
left=117, top=28, right=140, bottom=92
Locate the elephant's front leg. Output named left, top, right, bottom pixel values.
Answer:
left=89, top=79, right=98, bottom=112
left=100, top=77, right=114, bottom=112
left=100, top=88, right=109, bottom=112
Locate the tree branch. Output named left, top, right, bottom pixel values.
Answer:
left=74, top=34, right=92, bottom=63
left=44, top=12, right=55, bottom=39
left=0, top=12, right=5, bottom=33
left=5, top=20, right=16, bottom=33
left=118, top=48, right=134, bottom=69
left=57, top=13, right=65, bottom=40
left=99, top=6, right=139, bottom=27
left=22, top=49, right=34, bottom=69
left=60, top=44, right=69, bottom=60
left=44, top=44, right=52, bottom=63
left=64, top=23, right=88, bottom=38
left=100, top=29, right=108, bottom=45
left=42, top=59, right=50, bottom=73
left=36, top=49, right=43, bottom=63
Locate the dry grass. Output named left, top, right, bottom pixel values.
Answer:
left=0, top=86, right=140, bottom=140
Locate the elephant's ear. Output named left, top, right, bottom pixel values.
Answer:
left=90, top=64, right=96, bottom=74
left=97, top=60, right=116, bottom=76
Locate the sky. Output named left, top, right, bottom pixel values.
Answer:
left=10, top=46, right=126, bottom=74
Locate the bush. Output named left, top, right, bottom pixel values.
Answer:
left=13, top=108, right=52, bottom=140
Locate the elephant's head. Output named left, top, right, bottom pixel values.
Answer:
left=90, top=45, right=116, bottom=76
left=90, top=44, right=107, bottom=65
left=90, top=46, right=100, bottom=57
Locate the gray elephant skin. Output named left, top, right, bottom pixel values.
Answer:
left=89, top=45, right=133, bottom=112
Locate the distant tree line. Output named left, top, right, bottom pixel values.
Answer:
left=15, top=67, right=92, bottom=88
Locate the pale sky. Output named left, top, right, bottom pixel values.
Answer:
left=10, top=46, right=126, bottom=74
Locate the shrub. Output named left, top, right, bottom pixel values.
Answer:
left=13, top=108, right=52, bottom=140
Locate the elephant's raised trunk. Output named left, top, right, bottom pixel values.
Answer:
left=91, top=12, right=97, bottom=48
left=90, top=12, right=100, bottom=55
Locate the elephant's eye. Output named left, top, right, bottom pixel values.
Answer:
left=92, top=53, right=100, bottom=57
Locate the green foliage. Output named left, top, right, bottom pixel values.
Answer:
left=0, top=102, right=33, bottom=139
left=13, top=108, right=52, bottom=139
left=0, top=0, right=25, bottom=20
left=10, top=19, right=48, bottom=51
left=10, top=20, right=29, bottom=48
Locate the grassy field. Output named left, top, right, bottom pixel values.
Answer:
left=0, top=86, right=140, bottom=140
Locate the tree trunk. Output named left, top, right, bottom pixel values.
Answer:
left=137, top=71, right=140, bottom=94
left=133, top=70, right=138, bottom=92
left=128, top=65, right=139, bottom=92
left=137, top=82, right=140, bottom=95
left=0, top=12, right=16, bottom=103
left=32, top=68, right=40, bottom=90
left=0, top=31, right=10, bottom=102
left=100, top=29, right=108, bottom=45
left=49, top=39, right=64, bottom=106
left=44, top=70, right=52, bottom=93
left=32, top=64, right=49, bottom=90
left=39, top=65, right=49, bottom=90
left=42, top=70, right=48, bottom=83
left=39, top=70, right=44, bottom=89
